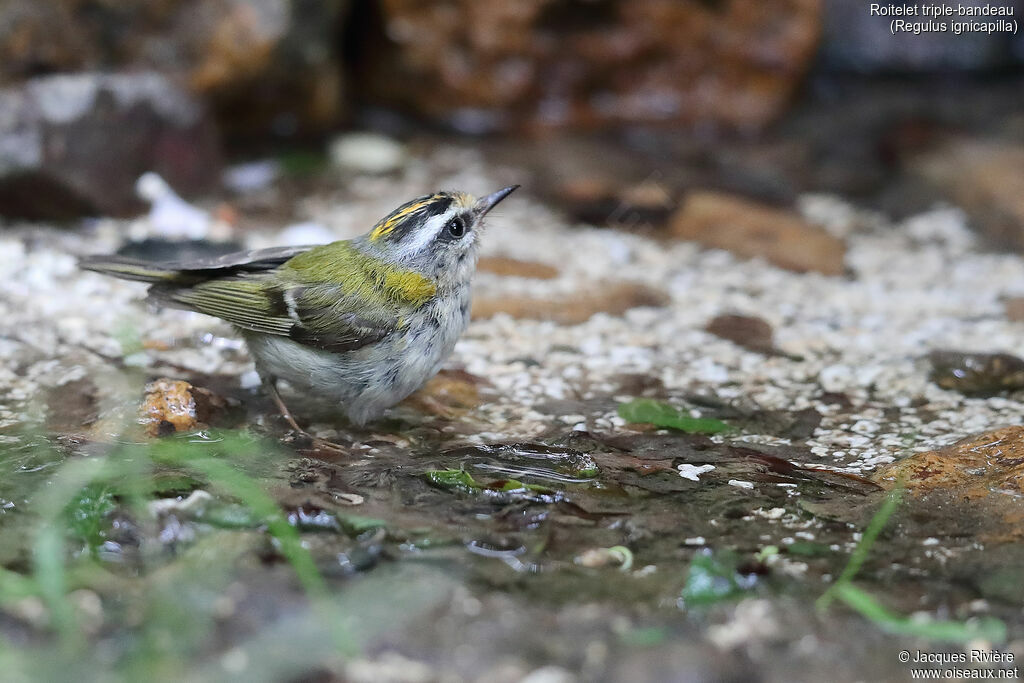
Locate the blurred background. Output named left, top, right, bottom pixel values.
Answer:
left=4, top=3, right=1024, bottom=682
left=1, top=0, right=1021, bottom=242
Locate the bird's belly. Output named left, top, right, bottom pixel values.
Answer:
left=242, top=295, right=469, bottom=424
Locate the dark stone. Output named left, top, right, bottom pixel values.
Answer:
left=706, top=313, right=776, bottom=355
left=0, top=72, right=221, bottom=220
left=0, top=0, right=349, bottom=140
left=929, top=350, right=1024, bottom=395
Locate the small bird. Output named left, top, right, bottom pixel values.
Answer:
left=81, top=186, right=518, bottom=434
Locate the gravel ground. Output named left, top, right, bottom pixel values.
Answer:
left=3, top=144, right=1022, bottom=474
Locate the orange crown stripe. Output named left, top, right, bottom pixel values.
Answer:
left=369, top=195, right=441, bottom=241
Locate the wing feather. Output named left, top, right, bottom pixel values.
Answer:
left=119, top=241, right=434, bottom=353
left=153, top=277, right=398, bottom=351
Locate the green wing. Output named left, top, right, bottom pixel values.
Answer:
left=153, top=276, right=398, bottom=352
left=145, top=241, right=434, bottom=353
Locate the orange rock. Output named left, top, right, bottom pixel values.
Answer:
left=670, top=191, right=846, bottom=275
left=873, top=426, right=1024, bottom=499
left=473, top=282, right=668, bottom=324
left=141, top=378, right=226, bottom=437
left=478, top=256, right=559, bottom=280
left=365, top=0, right=821, bottom=132
left=188, top=2, right=280, bottom=93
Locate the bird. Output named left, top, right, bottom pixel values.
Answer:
left=81, top=186, right=519, bottom=437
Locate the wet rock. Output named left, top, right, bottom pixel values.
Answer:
left=0, top=72, right=220, bottom=219
left=0, top=0, right=347, bottom=139
left=442, top=441, right=599, bottom=482
left=361, top=0, right=821, bottom=132
left=928, top=350, right=1024, bottom=395
left=705, top=314, right=776, bottom=355
left=670, top=191, right=846, bottom=275
left=45, top=377, right=99, bottom=434
left=140, top=378, right=228, bottom=437
left=473, top=282, right=668, bottom=324
left=874, top=426, right=1024, bottom=499
left=478, top=256, right=559, bottom=280
left=909, top=138, right=1024, bottom=250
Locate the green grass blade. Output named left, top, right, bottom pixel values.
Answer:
left=834, top=584, right=1006, bottom=644
left=30, top=457, right=112, bottom=647
left=818, top=484, right=903, bottom=610
left=153, top=452, right=326, bottom=598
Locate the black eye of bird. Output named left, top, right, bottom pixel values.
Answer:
left=446, top=216, right=466, bottom=238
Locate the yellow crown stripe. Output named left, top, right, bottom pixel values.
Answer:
left=369, top=196, right=438, bottom=241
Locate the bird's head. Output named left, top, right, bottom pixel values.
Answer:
left=362, top=186, right=518, bottom=279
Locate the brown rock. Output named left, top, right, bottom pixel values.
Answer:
left=141, top=378, right=227, bottom=437
left=478, top=256, right=559, bottom=279
left=706, top=314, right=775, bottom=354
left=874, top=426, right=1024, bottom=500
left=184, top=0, right=347, bottom=139
left=1007, top=297, right=1024, bottom=322
left=404, top=369, right=487, bottom=418
left=556, top=177, right=677, bottom=230
left=473, top=282, right=668, bottom=324
left=670, top=191, right=846, bottom=275
left=0, top=2, right=94, bottom=81
left=362, top=0, right=821, bottom=132
left=0, top=72, right=221, bottom=219
left=910, top=138, right=1024, bottom=249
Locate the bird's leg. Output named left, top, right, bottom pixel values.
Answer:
left=262, top=375, right=306, bottom=434
left=261, top=376, right=347, bottom=454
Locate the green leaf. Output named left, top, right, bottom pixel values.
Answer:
left=63, top=483, right=117, bottom=556
left=834, top=584, right=1006, bottom=644
left=425, top=469, right=481, bottom=493
left=681, top=551, right=754, bottom=607
left=618, top=399, right=733, bottom=434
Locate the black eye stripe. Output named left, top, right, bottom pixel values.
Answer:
left=385, top=195, right=456, bottom=243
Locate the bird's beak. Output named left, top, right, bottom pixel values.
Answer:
left=474, top=185, right=519, bottom=217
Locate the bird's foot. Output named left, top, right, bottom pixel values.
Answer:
left=283, top=427, right=350, bottom=455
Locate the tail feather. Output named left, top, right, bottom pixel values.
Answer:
left=78, top=255, right=194, bottom=284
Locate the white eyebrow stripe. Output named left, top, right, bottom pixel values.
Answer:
left=397, top=209, right=453, bottom=256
